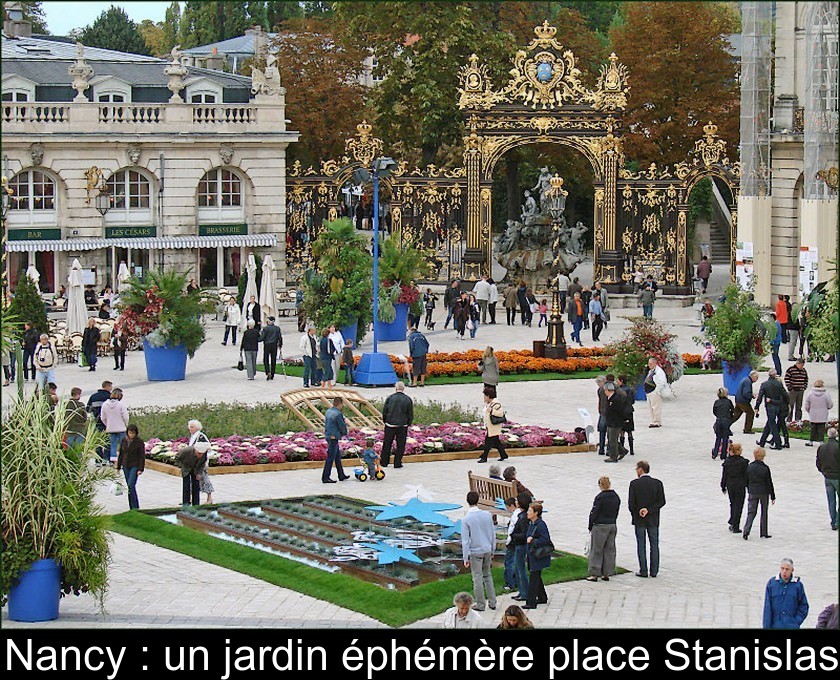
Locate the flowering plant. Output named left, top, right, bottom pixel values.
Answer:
left=377, top=237, right=429, bottom=322
left=607, top=317, right=684, bottom=384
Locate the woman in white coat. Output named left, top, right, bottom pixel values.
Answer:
left=222, top=297, right=241, bottom=346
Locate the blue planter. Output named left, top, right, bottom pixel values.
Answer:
left=7, top=558, right=61, bottom=622
left=635, top=381, right=648, bottom=402
left=143, top=340, right=188, bottom=381
left=375, top=303, right=409, bottom=342
left=341, top=320, right=358, bottom=348
left=722, top=360, right=752, bottom=396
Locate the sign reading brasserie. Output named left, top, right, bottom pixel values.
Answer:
left=8, top=228, right=62, bottom=241
left=105, top=226, right=157, bottom=238
left=199, top=224, right=248, bottom=237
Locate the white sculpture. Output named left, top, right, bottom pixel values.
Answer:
left=68, top=42, right=94, bottom=102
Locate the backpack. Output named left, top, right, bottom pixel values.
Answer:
left=35, top=343, right=56, bottom=369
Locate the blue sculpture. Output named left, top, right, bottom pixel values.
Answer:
left=365, top=498, right=461, bottom=527
left=440, top=520, right=462, bottom=540
left=359, top=541, right=423, bottom=565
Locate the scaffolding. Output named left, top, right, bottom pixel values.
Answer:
left=739, top=1, right=773, bottom=197
left=804, top=1, right=839, bottom=199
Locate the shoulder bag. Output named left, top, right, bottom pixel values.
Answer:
left=531, top=541, right=555, bottom=560
left=237, top=350, right=244, bottom=371
left=489, top=403, right=507, bottom=425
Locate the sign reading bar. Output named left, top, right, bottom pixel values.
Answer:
left=8, top=228, right=62, bottom=241
left=199, top=223, right=248, bottom=237
left=105, top=226, right=156, bottom=239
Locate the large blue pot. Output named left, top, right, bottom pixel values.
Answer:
left=341, top=320, right=358, bottom=348
left=722, top=360, right=752, bottom=396
left=143, top=340, right=188, bottom=381
left=7, top=558, right=61, bottom=622
left=374, top=303, right=409, bottom=342
left=635, top=381, right=648, bottom=402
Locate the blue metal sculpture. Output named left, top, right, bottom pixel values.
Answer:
left=359, top=541, right=423, bottom=565
left=365, top=498, right=461, bottom=527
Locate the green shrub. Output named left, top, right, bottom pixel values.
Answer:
left=8, top=273, right=47, bottom=334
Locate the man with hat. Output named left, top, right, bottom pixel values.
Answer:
left=258, top=316, right=282, bottom=381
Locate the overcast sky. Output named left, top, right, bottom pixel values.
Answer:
left=41, top=1, right=178, bottom=36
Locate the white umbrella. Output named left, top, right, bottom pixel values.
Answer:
left=240, top=253, right=258, bottom=329
left=66, top=259, right=88, bottom=334
left=259, top=254, right=278, bottom=321
left=118, top=261, right=131, bottom=293
left=25, top=263, right=41, bottom=292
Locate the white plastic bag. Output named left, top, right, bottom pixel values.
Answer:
left=110, top=481, right=124, bottom=496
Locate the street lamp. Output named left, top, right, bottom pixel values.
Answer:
left=545, top=174, right=568, bottom=360
left=2, top=176, right=15, bottom=298
left=353, top=156, right=400, bottom=386
left=94, top=184, right=112, bottom=216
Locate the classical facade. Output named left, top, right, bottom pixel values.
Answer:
left=1, top=13, right=298, bottom=294
left=738, top=1, right=838, bottom=306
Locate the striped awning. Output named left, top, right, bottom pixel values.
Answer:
left=5, top=234, right=278, bottom=252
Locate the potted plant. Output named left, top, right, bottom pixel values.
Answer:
left=375, top=237, right=429, bottom=342
left=301, top=218, right=373, bottom=344
left=695, top=283, right=770, bottom=394
left=1, top=394, right=112, bottom=621
left=799, top=261, right=838, bottom=362
left=608, top=317, right=685, bottom=401
left=116, top=269, right=215, bottom=381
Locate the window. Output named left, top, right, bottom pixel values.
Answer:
left=98, top=93, right=126, bottom=103
left=198, top=168, right=242, bottom=207
left=105, top=170, right=150, bottom=210
left=2, top=90, right=29, bottom=102
left=9, top=170, right=55, bottom=212
left=190, top=92, right=217, bottom=104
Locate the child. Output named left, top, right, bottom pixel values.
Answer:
left=361, top=437, right=380, bottom=479
left=423, top=288, right=437, bottom=329
left=701, top=341, right=714, bottom=370
left=537, top=299, right=548, bottom=327
left=712, top=387, right=735, bottom=460
left=633, top=268, right=645, bottom=293
left=341, top=339, right=355, bottom=385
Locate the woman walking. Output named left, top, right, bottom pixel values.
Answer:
left=516, top=281, right=529, bottom=326
left=116, top=423, right=145, bottom=510
left=468, top=294, right=480, bottom=339
left=509, top=493, right=530, bottom=604
left=720, top=442, right=749, bottom=533
left=524, top=289, right=537, bottom=327
left=804, top=379, right=833, bottom=446
left=743, top=447, right=775, bottom=540
left=487, top=278, right=499, bottom=324
left=504, top=284, right=519, bottom=325
left=524, top=502, right=552, bottom=610
left=712, top=387, right=736, bottom=459
left=478, top=346, right=499, bottom=391
left=454, top=293, right=470, bottom=340
left=100, top=388, right=129, bottom=464
left=477, top=385, right=508, bottom=463
left=111, top=327, right=128, bottom=371
left=319, top=328, right=336, bottom=387
left=586, top=476, right=620, bottom=581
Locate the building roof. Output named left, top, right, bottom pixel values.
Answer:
left=183, top=33, right=278, bottom=57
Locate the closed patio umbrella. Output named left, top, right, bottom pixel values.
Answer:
left=259, top=254, right=278, bottom=321
left=25, top=263, right=41, bottom=292
left=240, top=253, right=258, bottom=329
left=118, top=261, right=131, bottom=293
left=66, top=259, right=88, bottom=334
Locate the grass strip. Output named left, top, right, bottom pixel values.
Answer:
left=109, top=510, right=590, bottom=627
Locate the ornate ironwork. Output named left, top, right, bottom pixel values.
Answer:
left=345, top=120, right=384, bottom=167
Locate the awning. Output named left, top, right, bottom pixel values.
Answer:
left=5, top=234, right=278, bottom=252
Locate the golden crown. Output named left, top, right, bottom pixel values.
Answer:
left=703, top=121, right=718, bottom=137
left=534, top=21, right=557, bottom=40
left=356, top=120, right=373, bottom=137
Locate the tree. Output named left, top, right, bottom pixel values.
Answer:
left=138, top=19, right=167, bottom=57
left=8, top=273, right=47, bottom=335
left=265, top=1, right=302, bottom=29
left=179, top=1, right=267, bottom=49
left=1, top=1, right=49, bottom=34
left=162, top=1, right=181, bottom=51
left=77, top=6, right=151, bottom=56
left=275, top=18, right=368, bottom=167
left=609, top=2, right=740, bottom=167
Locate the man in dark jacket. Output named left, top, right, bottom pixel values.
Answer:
left=628, top=460, right=666, bottom=577
left=240, top=320, right=261, bottom=381
left=743, top=447, right=775, bottom=540
left=755, top=370, right=785, bottom=450
left=732, top=370, right=759, bottom=434
left=381, top=381, right=414, bottom=468
left=721, top=444, right=749, bottom=532
left=603, top=382, right=628, bottom=462
left=82, top=317, right=100, bottom=371
left=407, top=327, right=430, bottom=387
left=86, top=380, right=112, bottom=464
left=21, top=321, right=40, bottom=381
left=258, top=316, right=282, bottom=380
left=816, top=427, right=839, bottom=530
left=443, top=279, right=461, bottom=330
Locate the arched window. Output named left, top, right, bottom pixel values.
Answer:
left=104, top=169, right=153, bottom=225
left=198, top=168, right=242, bottom=208
left=9, top=169, right=56, bottom=213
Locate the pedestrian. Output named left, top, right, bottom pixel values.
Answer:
left=46, top=382, right=59, bottom=411
left=787, top=301, right=801, bottom=360
left=782, top=358, right=807, bottom=422
left=406, top=280, right=421, bottom=330
left=33, top=333, right=58, bottom=392
left=497, top=605, right=534, bottom=629
left=504, top=466, right=532, bottom=500
left=701, top=341, right=714, bottom=370
left=816, top=428, right=839, bottom=531
left=763, top=558, right=809, bottom=629
left=516, top=281, right=529, bottom=326
left=603, top=381, right=628, bottom=462
left=442, top=592, right=483, bottom=629
left=816, top=603, right=839, bottom=629
left=701, top=299, right=715, bottom=332
left=381, top=381, right=413, bottom=468
left=776, top=385, right=791, bottom=449
left=81, top=318, right=100, bottom=372
left=473, top=275, right=491, bottom=325
left=643, top=357, right=667, bottom=428
left=477, top=385, right=508, bottom=463
left=328, top=324, right=345, bottom=381
left=240, top=320, right=260, bottom=381
left=478, top=346, right=499, bottom=391
left=769, top=313, right=782, bottom=375
left=524, top=502, right=552, bottom=610
left=742, top=447, right=775, bottom=540
left=21, top=320, right=39, bottom=381
left=423, top=288, right=437, bottom=329
left=593, top=281, right=609, bottom=328
left=805, top=379, right=833, bottom=446
left=632, top=268, right=644, bottom=293
left=186, top=277, right=199, bottom=293
left=454, top=292, right=470, bottom=340
left=468, top=294, right=480, bottom=339
left=755, top=370, right=785, bottom=450
left=525, top=289, right=537, bottom=328
left=616, top=375, right=636, bottom=456
left=443, top=279, right=461, bottom=330
left=116, top=423, right=145, bottom=510
left=639, top=283, right=655, bottom=318
left=299, top=325, right=319, bottom=387
left=588, top=292, right=604, bottom=341
left=1, top=345, right=11, bottom=386
left=732, top=370, right=759, bottom=434
left=340, top=338, right=355, bottom=385
left=258, top=316, right=282, bottom=381
left=567, top=276, right=583, bottom=300
left=408, top=326, right=430, bottom=387
left=775, top=294, right=790, bottom=343
left=721, top=442, right=749, bottom=533
left=64, top=387, right=88, bottom=449
left=537, top=299, right=548, bottom=327
left=461, top=491, right=497, bottom=612
left=222, top=297, right=241, bottom=345
left=86, top=380, right=112, bottom=465
left=696, top=255, right=712, bottom=293
left=487, top=278, right=499, bottom=324
left=586, top=476, right=620, bottom=581
left=503, top=283, right=518, bottom=326
left=645, top=274, right=658, bottom=294
left=111, top=327, right=127, bottom=371
left=594, top=375, right=607, bottom=456
left=567, top=291, right=585, bottom=346
left=100, top=387, right=128, bottom=465
left=581, top=286, right=592, bottom=330
left=244, top=294, right=261, bottom=330
left=628, top=460, right=666, bottom=578
left=319, top=328, right=336, bottom=388
left=503, top=497, right=521, bottom=592
left=712, top=387, right=735, bottom=460
left=509, top=492, right=531, bottom=603
left=174, top=421, right=211, bottom=506
left=97, top=302, right=112, bottom=320
left=556, top=273, right=570, bottom=314
left=322, top=397, right=350, bottom=483
left=489, top=464, right=503, bottom=480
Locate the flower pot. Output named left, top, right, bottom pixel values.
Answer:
left=143, top=340, right=188, bottom=381
left=341, top=320, right=358, bottom=348
left=635, top=381, right=648, bottom=402
left=375, top=303, right=409, bottom=342
left=722, top=360, right=752, bottom=396
left=7, top=558, right=61, bottom=622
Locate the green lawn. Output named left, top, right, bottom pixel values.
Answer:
left=110, top=509, right=591, bottom=627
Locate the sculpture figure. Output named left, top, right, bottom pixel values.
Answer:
left=532, top=166, right=553, bottom=211
left=569, top=221, right=589, bottom=255
left=521, top=190, right=538, bottom=223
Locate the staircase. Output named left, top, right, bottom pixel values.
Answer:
left=707, top=181, right=733, bottom=264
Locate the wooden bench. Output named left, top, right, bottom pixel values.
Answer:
left=467, top=471, right=517, bottom=518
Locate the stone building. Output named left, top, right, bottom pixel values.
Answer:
left=1, top=10, right=298, bottom=294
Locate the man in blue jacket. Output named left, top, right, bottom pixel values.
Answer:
left=769, top=313, right=783, bottom=375
left=407, top=326, right=430, bottom=387
left=763, top=558, right=809, bottom=629
left=732, top=370, right=759, bottom=434
left=322, top=397, right=349, bottom=484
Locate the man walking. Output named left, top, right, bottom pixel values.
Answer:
left=87, top=380, right=112, bottom=465
left=461, top=491, right=497, bottom=612
left=603, top=382, right=628, bottom=462
left=589, top=292, right=604, bottom=342
left=816, top=428, right=839, bottom=531
left=473, top=275, right=491, bottom=325
left=240, top=320, right=260, bottom=381
left=644, top=357, right=667, bottom=428
left=595, top=376, right=608, bottom=455
left=755, top=370, right=785, bottom=450
left=82, top=317, right=100, bottom=371
left=567, top=291, right=585, bottom=346
left=733, top=370, right=759, bottom=434
left=503, top=283, right=518, bottom=325
left=381, top=381, right=413, bottom=468
left=769, top=313, right=783, bottom=375
left=407, top=326, right=430, bottom=387
left=64, top=387, right=88, bottom=449
left=639, top=283, right=655, bottom=318
left=783, top=358, right=808, bottom=422
left=443, top=279, right=461, bottom=329
left=33, top=333, right=58, bottom=392
left=258, top=316, right=282, bottom=381
left=322, top=397, right=349, bottom=484
left=244, top=294, right=261, bottom=330
left=593, top=281, right=609, bottom=327
left=299, top=325, right=319, bottom=387
left=222, top=297, right=241, bottom=345
left=696, top=255, right=712, bottom=293
left=628, top=460, right=666, bottom=578
left=763, top=558, right=809, bottom=629
left=743, top=447, right=775, bottom=540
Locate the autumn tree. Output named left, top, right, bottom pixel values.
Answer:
left=265, top=1, right=302, bottom=29
left=77, top=6, right=151, bottom=55
left=138, top=20, right=167, bottom=57
left=609, top=1, right=740, bottom=167
left=276, top=18, right=368, bottom=168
